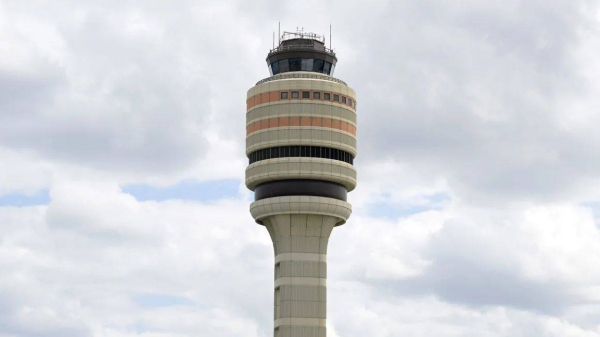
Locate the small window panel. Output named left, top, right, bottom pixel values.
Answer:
left=302, top=91, right=310, bottom=99
left=281, top=92, right=288, bottom=99
left=291, top=91, right=299, bottom=98
left=313, top=92, right=321, bottom=99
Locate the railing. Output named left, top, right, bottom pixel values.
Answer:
left=281, top=31, right=325, bottom=43
left=256, top=72, right=347, bottom=86
left=268, top=44, right=336, bottom=56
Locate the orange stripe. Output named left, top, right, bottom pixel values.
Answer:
left=246, top=116, right=357, bottom=136
left=246, top=90, right=356, bottom=112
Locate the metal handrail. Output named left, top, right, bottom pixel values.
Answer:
left=268, top=44, right=336, bottom=56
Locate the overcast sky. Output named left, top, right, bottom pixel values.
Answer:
left=1, top=0, right=600, bottom=336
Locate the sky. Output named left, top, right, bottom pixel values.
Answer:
left=1, top=0, right=600, bottom=336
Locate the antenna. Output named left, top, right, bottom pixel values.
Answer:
left=278, top=22, right=281, bottom=45
left=330, top=24, right=332, bottom=50
left=273, top=31, right=275, bottom=49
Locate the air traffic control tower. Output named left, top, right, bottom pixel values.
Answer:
left=245, top=30, right=357, bottom=337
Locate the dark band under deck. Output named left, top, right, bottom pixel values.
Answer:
left=254, top=179, right=347, bottom=201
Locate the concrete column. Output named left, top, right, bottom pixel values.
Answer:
left=263, top=214, right=336, bottom=337
left=250, top=197, right=352, bottom=337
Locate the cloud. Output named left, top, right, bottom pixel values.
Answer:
left=1, top=0, right=600, bottom=336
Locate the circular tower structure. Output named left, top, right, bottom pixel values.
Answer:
left=246, top=31, right=357, bottom=337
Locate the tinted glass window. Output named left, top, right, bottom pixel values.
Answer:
left=313, top=92, right=320, bottom=99
left=323, top=62, right=332, bottom=74
left=333, top=94, right=339, bottom=102
left=342, top=97, right=347, bottom=104
left=324, top=93, right=330, bottom=100
left=301, top=58, right=314, bottom=71
left=313, top=59, right=325, bottom=73
left=271, top=62, right=280, bottom=75
left=302, top=91, right=310, bottom=99
left=249, top=145, right=354, bottom=165
left=291, top=91, right=299, bottom=98
left=279, top=59, right=289, bottom=73
left=281, top=92, right=288, bottom=99
left=330, top=63, right=335, bottom=76
left=289, top=58, right=302, bottom=71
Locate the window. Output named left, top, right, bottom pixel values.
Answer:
left=278, top=59, right=289, bottom=73
left=342, top=97, right=347, bottom=104
left=333, top=94, right=339, bottom=102
left=324, top=93, right=330, bottom=100
left=248, top=145, right=354, bottom=165
left=302, top=91, right=310, bottom=99
left=291, top=91, right=299, bottom=98
left=289, top=58, right=302, bottom=71
left=323, top=61, right=332, bottom=74
left=313, top=92, right=320, bottom=99
left=301, top=58, right=314, bottom=71
left=312, top=59, right=325, bottom=73
left=280, top=92, right=288, bottom=99
left=271, top=62, right=280, bottom=75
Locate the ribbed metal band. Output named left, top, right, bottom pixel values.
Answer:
left=254, top=180, right=347, bottom=201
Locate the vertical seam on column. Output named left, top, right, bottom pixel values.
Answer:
left=288, top=213, right=292, bottom=262
left=319, top=215, right=325, bottom=278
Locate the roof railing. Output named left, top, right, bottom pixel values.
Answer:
left=268, top=44, right=336, bottom=56
left=281, top=31, right=325, bottom=43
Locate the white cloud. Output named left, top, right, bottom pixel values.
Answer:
left=1, top=0, right=600, bottom=336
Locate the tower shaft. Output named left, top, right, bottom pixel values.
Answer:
left=251, top=197, right=351, bottom=336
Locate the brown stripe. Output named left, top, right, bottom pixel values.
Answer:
left=246, top=116, right=357, bottom=136
left=246, top=90, right=356, bottom=112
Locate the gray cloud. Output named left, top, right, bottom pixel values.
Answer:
left=1, top=0, right=600, bottom=336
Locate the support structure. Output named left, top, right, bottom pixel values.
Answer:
left=246, top=30, right=357, bottom=337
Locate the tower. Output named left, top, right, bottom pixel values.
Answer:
left=246, top=30, right=357, bottom=337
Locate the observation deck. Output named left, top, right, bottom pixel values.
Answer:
left=267, top=31, right=338, bottom=76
